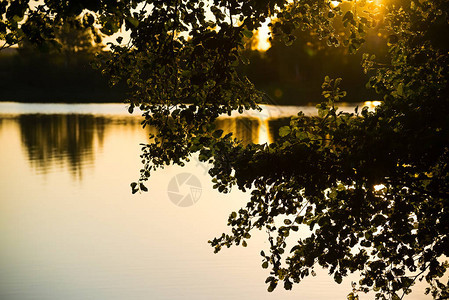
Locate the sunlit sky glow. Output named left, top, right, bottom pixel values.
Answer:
left=256, top=20, right=271, bottom=51
left=332, top=0, right=383, bottom=6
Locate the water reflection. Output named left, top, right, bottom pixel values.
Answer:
left=215, top=118, right=261, bottom=144
left=18, top=114, right=142, bottom=179
left=215, top=117, right=294, bottom=145
left=215, top=117, right=298, bottom=145
left=0, top=106, right=433, bottom=300
left=15, top=114, right=293, bottom=179
left=268, top=118, right=291, bottom=142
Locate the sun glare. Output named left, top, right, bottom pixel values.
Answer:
left=331, top=0, right=341, bottom=6
left=256, top=20, right=271, bottom=51
left=332, top=0, right=384, bottom=7
left=364, top=101, right=382, bottom=110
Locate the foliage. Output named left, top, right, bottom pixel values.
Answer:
left=238, top=27, right=385, bottom=104
left=17, top=15, right=103, bottom=54
left=2, top=0, right=448, bottom=299
left=0, top=50, right=128, bottom=102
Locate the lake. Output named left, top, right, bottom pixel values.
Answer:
left=0, top=102, right=430, bottom=300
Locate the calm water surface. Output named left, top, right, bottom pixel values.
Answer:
left=0, top=103, right=430, bottom=299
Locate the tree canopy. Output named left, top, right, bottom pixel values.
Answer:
left=2, top=0, right=448, bottom=299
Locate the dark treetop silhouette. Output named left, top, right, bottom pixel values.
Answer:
left=2, top=1, right=448, bottom=299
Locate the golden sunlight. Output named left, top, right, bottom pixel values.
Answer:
left=332, top=0, right=384, bottom=7
left=330, top=0, right=341, bottom=6
left=256, top=20, right=271, bottom=51
left=364, top=101, right=382, bottom=110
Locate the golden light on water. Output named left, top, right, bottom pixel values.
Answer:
left=258, top=119, right=271, bottom=144
left=364, top=101, right=382, bottom=110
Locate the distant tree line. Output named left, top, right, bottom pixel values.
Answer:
left=1, top=11, right=384, bottom=105
left=0, top=17, right=127, bottom=103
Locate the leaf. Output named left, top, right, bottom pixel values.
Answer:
left=139, top=183, right=148, bottom=192
left=267, top=280, right=278, bottom=292
left=335, top=78, right=342, bottom=87
left=284, top=219, right=292, bottom=225
left=83, top=13, right=95, bottom=26
left=387, top=35, right=398, bottom=46
left=295, top=131, right=308, bottom=140
left=343, top=11, right=354, bottom=26
left=318, top=107, right=328, bottom=118
left=284, top=280, right=292, bottom=290
left=295, top=216, right=304, bottom=224
left=212, top=129, right=223, bottom=138
left=397, top=83, right=404, bottom=97
left=335, top=273, right=343, bottom=284
left=279, top=126, right=291, bottom=137
left=242, top=28, right=253, bottom=38
left=130, top=182, right=138, bottom=194
left=126, top=16, right=139, bottom=28
left=181, top=70, right=191, bottom=77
